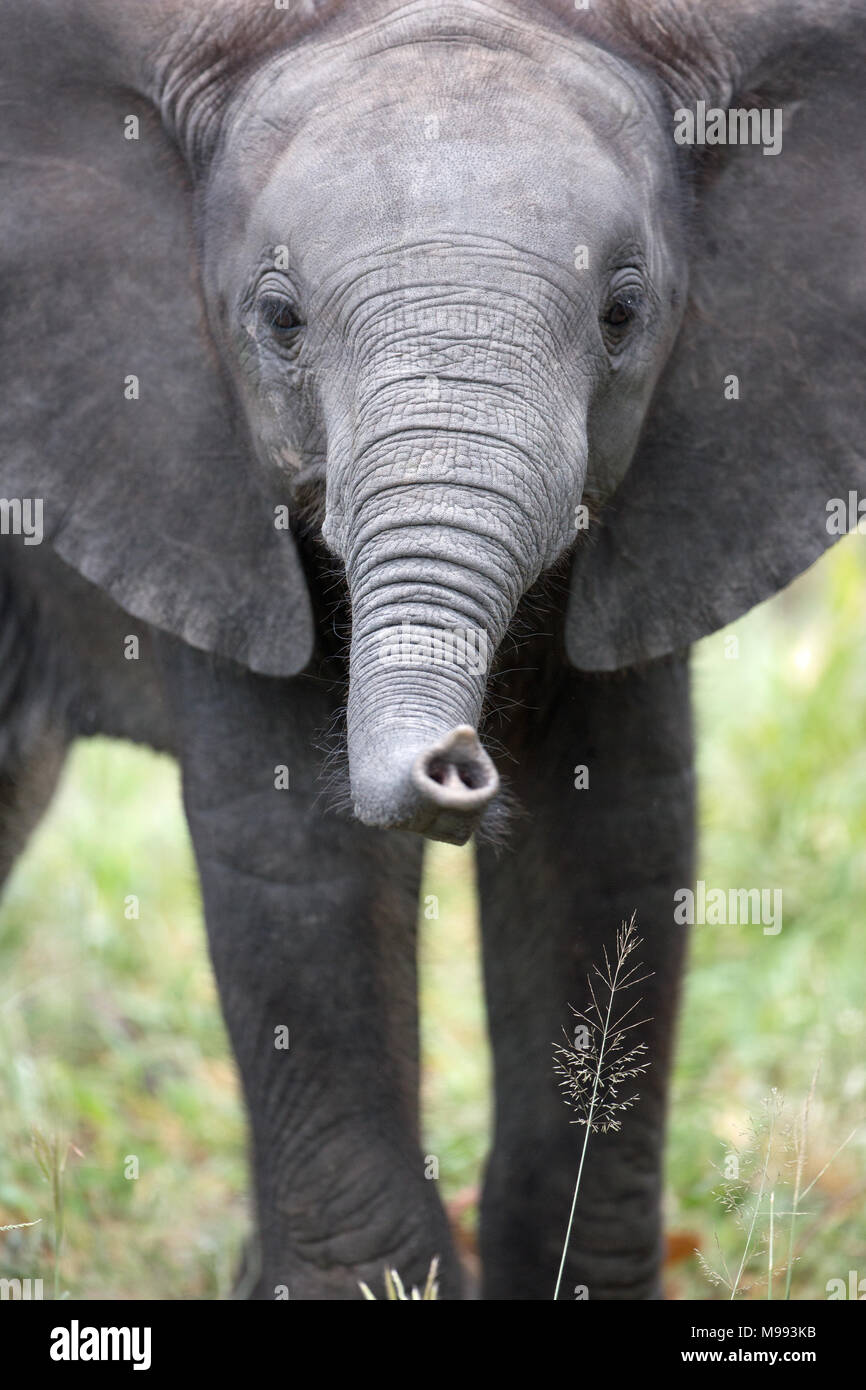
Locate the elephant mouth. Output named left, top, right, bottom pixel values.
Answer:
left=352, top=724, right=500, bottom=846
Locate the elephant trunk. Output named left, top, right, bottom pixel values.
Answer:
left=340, top=429, right=547, bottom=844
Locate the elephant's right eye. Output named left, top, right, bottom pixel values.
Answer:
left=259, top=294, right=305, bottom=348
left=600, top=269, right=646, bottom=357
left=601, top=290, right=641, bottom=353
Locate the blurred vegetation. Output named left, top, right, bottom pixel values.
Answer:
left=1, top=536, right=864, bottom=1298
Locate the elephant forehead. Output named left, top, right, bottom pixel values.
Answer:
left=233, top=36, right=669, bottom=278
left=256, top=111, right=650, bottom=287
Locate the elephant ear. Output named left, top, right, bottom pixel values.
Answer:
left=566, top=0, right=866, bottom=670
left=0, top=1, right=314, bottom=677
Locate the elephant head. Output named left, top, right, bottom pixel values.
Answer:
left=3, top=0, right=864, bottom=842
left=198, top=8, right=688, bottom=840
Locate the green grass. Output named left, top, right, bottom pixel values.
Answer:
left=0, top=745, right=246, bottom=1299
left=1, top=537, right=865, bottom=1298
left=671, top=533, right=866, bottom=1297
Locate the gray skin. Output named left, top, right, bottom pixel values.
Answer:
left=1, top=0, right=864, bottom=1298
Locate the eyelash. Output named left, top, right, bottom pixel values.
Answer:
left=601, top=274, right=645, bottom=351
left=259, top=294, right=304, bottom=337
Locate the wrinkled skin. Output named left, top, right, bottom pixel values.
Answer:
left=1, top=0, right=864, bottom=1298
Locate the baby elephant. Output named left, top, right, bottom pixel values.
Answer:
left=0, top=0, right=863, bottom=1298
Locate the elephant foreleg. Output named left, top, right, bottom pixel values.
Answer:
left=476, top=649, right=695, bottom=1300
left=157, top=637, right=459, bottom=1300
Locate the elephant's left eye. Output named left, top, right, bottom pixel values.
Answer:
left=259, top=294, right=305, bottom=348
left=606, top=300, right=634, bottom=326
